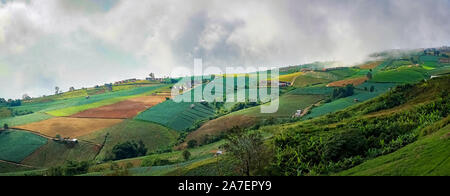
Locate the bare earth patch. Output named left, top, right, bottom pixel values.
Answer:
left=15, top=117, right=123, bottom=138
left=327, top=77, right=368, bottom=87
left=71, top=96, right=167, bottom=119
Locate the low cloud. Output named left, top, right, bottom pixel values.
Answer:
left=0, top=0, right=449, bottom=98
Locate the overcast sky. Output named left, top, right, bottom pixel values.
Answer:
left=0, top=0, right=449, bottom=99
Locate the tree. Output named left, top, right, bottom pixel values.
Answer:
left=112, top=140, right=147, bottom=160
left=55, top=86, right=60, bottom=95
left=366, top=71, right=373, bottom=80
left=187, top=140, right=198, bottom=148
left=182, top=150, right=191, bottom=161
left=224, top=130, right=270, bottom=176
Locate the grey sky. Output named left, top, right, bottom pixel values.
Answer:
left=0, top=0, right=449, bottom=99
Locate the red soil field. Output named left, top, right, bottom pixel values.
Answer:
left=15, top=117, right=123, bottom=138
left=327, top=77, right=368, bottom=87
left=71, top=95, right=167, bottom=119
left=359, top=61, right=382, bottom=69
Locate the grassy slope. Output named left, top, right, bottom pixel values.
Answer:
left=371, top=67, right=428, bottom=83
left=79, top=120, right=179, bottom=161
left=0, top=112, right=53, bottom=127
left=83, top=140, right=225, bottom=176
left=338, top=124, right=450, bottom=176
left=304, top=82, right=397, bottom=119
left=0, top=161, right=37, bottom=173
left=0, top=130, right=48, bottom=163
left=270, top=75, right=450, bottom=176
left=21, top=140, right=100, bottom=168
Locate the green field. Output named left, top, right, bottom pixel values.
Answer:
left=0, top=162, right=37, bottom=174
left=288, top=85, right=334, bottom=95
left=21, top=140, right=100, bottom=168
left=293, top=75, right=332, bottom=87
left=0, top=112, right=53, bottom=127
left=339, top=124, right=450, bottom=176
left=79, top=120, right=179, bottom=161
left=327, top=68, right=359, bottom=79
left=233, top=94, right=325, bottom=118
left=428, top=66, right=450, bottom=76
left=371, top=67, right=427, bottom=83
left=135, top=100, right=215, bottom=131
left=304, top=82, right=397, bottom=119
left=0, top=130, right=48, bottom=163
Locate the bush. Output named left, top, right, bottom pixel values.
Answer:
left=187, top=140, right=198, bottom=148
left=47, top=161, right=91, bottom=176
left=112, top=140, right=147, bottom=160
left=182, top=150, right=191, bottom=161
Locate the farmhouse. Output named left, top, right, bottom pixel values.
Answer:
left=279, top=81, right=291, bottom=87
left=293, top=109, right=302, bottom=118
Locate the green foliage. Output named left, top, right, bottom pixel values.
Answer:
left=47, top=161, right=91, bottom=176
left=272, top=77, right=450, bottom=176
left=332, top=84, right=355, bottom=99
left=187, top=140, right=198, bottom=148
left=339, top=124, right=450, bottom=176
left=224, top=130, right=271, bottom=176
left=111, top=140, right=147, bottom=160
left=183, top=150, right=191, bottom=161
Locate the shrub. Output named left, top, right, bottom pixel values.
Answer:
left=187, top=140, right=198, bottom=148
left=112, top=140, right=147, bottom=160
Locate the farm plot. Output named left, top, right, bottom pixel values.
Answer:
left=70, top=100, right=148, bottom=119
left=180, top=115, right=258, bottom=148
left=0, top=112, right=53, bottom=127
left=0, top=161, right=37, bottom=174
left=79, top=120, right=179, bottom=161
left=288, top=85, right=334, bottom=95
left=0, top=130, right=48, bottom=163
left=21, top=140, right=100, bottom=168
left=293, top=75, right=332, bottom=87
left=70, top=95, right=166, bottom=119
left=327, top=68, right=359, bottom=79
left=233, top=94, right=325, bottom=118
left=428, top=66, right=450, bottom=76
left=46, top=85, right=165, bottom=116
left=371, top=68, right=427, bottom=83
left=358, top=61, right=383, bottom=69
left=135, top=101, right=215, bottom=131
left=327, top=77, right=368, bottom=87
left=277, top=72, right=303, bottom=83
left=304, top=83, right=398, bottom=119
left=15, top=117, right=123, bottom=138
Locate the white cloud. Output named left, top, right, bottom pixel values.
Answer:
left=0, top=0, right=450, bottom=99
